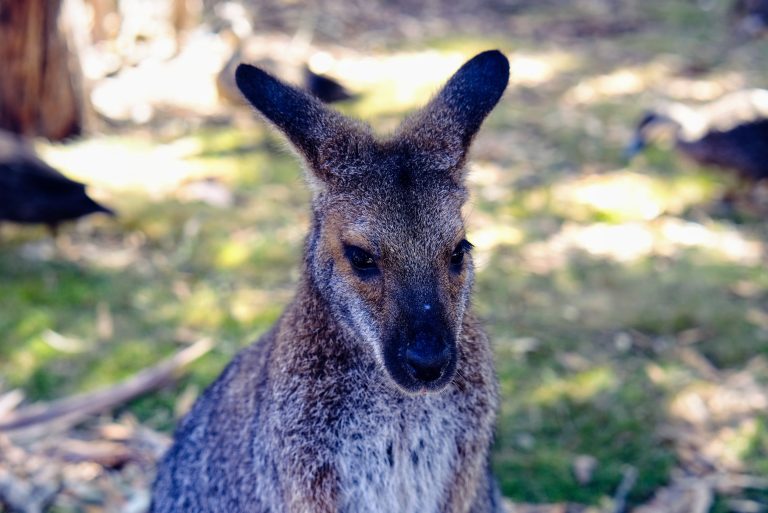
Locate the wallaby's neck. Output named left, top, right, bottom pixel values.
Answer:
left=278, top=217, right=355, bottom=348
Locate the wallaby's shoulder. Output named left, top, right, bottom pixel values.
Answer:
left=151, top=325, right=280, bottom=512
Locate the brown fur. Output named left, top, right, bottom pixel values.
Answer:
left=151, top=50, right=510, bottom=513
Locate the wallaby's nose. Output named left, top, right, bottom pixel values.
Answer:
left=405, top=332, right=451, bottom=383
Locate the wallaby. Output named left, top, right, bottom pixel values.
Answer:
left=150, top=49, right=510, bottom=513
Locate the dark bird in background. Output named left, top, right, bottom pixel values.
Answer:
left=627, top=89, right=768, bottom=188
left=731, top=0, right=768, bottom=37
left=303, top=65, right=357, bottom=104
left=212, top=3, right=358, bottom=106
left=219, top=57, right=359, bottom=107
left=0, top=131, right=115, bottom=235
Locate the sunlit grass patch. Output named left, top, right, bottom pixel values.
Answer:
left=549, top=169, right=718, bottom=222
left=0, top=125, right=304, bottom=423
left=529, top=366, right=618, bottom=405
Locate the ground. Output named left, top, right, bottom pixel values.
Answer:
left=1, top=0, right=767, bottom=511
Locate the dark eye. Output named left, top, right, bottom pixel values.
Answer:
left=450, top=240, right=473, bottom=270
left=345, top=245, right=378, bottom=276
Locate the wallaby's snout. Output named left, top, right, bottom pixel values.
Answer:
left=403, top=329, right=455, bottom=386
left=405, top=330, right=453, bottom=383
left=384, top=299, right=457, bottom=391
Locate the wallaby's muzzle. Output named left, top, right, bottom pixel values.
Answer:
left=384, top=330, right=457, bottom=393
left=383, top=301, right=458, bottom=392
left=404, top=331, right=455, bottom=383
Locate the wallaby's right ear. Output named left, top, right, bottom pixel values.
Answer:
left=400, top=50, right=509, bottom=174
left=235, top=64, right=355, bottom=173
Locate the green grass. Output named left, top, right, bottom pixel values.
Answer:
left=0, top=130, right=303, bottom=411
left=2, top=0, right=768, bottom=508
left=479, top=249, right=768, bottom=503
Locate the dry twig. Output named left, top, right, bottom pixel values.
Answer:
left=0, top=338, right=212, bottom=436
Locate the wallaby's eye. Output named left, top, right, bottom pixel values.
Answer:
left=344, top=245, right=379, bottom=276
left=450, top=240, right=473, bottom=270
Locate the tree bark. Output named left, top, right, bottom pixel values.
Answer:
left=87, top=0, right=119, bottom=42
left=0, top=0, right=87, bottom=140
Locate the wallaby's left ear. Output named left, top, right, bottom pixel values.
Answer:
left=235, top=63, right=371, bottom=185
left=401, top=50, right=509, bottom=168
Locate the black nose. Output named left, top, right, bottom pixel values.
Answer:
left=405, top=333, right=451, bottom=383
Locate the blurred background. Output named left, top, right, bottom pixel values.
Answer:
left=1, top=0, right=767, bottom=511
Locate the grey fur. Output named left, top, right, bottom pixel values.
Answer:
left=151, top=50, right=510, bottom=513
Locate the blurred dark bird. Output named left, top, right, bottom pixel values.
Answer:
left=731, top=0, right=768, bottom=36
left=627, top=89, right=768, bottom=184
left=212, top=3, right=357, bottom=106
left=216, top=46, right=359, bottom=106
left=303, top=66, right=357, bottom=104
left=0, top=131, right=115, bottom=235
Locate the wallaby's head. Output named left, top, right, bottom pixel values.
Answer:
left=236, top=51, right=509, bottom=393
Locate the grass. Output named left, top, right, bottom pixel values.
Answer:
left=2, top=0, right=768, bottom=508
left=0, top=129, right=304, bottom=416
left=479, top=248, right=767, bottom=503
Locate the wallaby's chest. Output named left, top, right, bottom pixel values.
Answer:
left=332, top=388, right=475, bottom=513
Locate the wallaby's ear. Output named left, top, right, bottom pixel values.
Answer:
left=235, top=63, right=366, bottom=181
left=401, top=50, right=509, bottom=171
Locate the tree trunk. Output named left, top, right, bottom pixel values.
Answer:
left=0, top=0, right=87, bottom=140
left=172, top=0, right=202, bottom=53
left=87, top=0, right=120, bottom=42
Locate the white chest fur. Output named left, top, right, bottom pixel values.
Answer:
left=335, top=391, right=463, bottom=513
